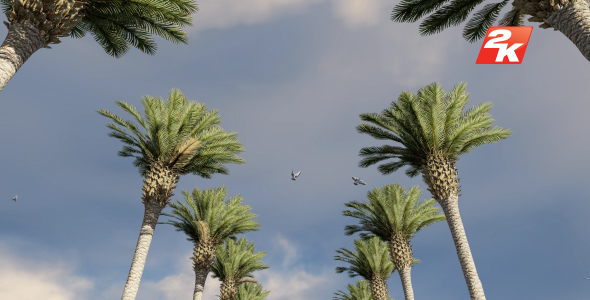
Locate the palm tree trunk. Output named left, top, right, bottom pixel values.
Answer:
left=193, top=268, right=209, bottom=300
left=369, top=277, right=389, bottom=300
left=121, top=200, right=166, bottom=300
left=220, top=279, right=237, bottom=300
left=438, top=193, right=485, bottom=300
left=546, top=0, right=590, bottom=62
left=398, top=266, right=414, bottom=300
left=0, top=21, right=45, bottom=91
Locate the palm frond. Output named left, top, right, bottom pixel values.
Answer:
left=463, top=0, right=509, bottom=43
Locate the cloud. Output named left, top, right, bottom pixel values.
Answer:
left=330, top=0, right=390, bottom=28
left=189, top=0, right=323, bottom=33
left=274, top=235, right=298, bottom=267
left=0, top=242, right=93, bottom=300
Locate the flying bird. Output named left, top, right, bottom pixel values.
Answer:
left=352, top=177, right=366, bottom=185
left=585, top=278, right=589, bottom=280
left=12, top=195, right=17, bottom=202
left=291, top=170, right=301, bottom=181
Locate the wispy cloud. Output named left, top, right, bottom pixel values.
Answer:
left=189, top=0, right=323, bottom=33
left=330, top=0, right=390, bottom=28
left=0, top=242, right=93, bottom=300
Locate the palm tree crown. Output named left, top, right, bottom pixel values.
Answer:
left=160, top=186, right=259, bottom=270
left=1, top=0, right=197, bottom=56
left=212, top=237, right=269, bottom=300
left=344, top=183, right=445, bottom=270
left=98, top=88, right=245, bottom=205
left=335, top=237, right=394, bottom=300
left=357, top=81, right=512, bottom=200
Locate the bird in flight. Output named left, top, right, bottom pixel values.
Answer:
left=352, top=177, right=366, bottom=185
left=291, top=170, right=301, bottom=181
left=12, top=195, right=17, bottom=202
left=585, top=277, right=589, bottom=280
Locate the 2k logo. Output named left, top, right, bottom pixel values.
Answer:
left=476, top=27, right=533, bottom=64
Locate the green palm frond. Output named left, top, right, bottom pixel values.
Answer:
left=357, top=81, right=513, bottom=176
left=335, top=237, right=394, bottom=281
left=211, top=237, right=269, bottom=283
left=3, top=0, right=197, bottom=57
left=392, top=0, right=529, bottom=42
left=98, top=88, right=245, bottom=177
left=159, top=186, right=259, bottom=244
left=463, top=0, right=509, bottom=42
left=343, top=184, right=445, bottom=241
left=419, top=0, right=487, bottom=35
left=236, top=283, right=270, bottom=300
left=498, top=6, right=525, bottom=26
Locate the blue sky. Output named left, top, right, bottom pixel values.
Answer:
left=0, top=0, right=589, bottom=299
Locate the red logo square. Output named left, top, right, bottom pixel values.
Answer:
left=476, top=26, right=533, bottom=64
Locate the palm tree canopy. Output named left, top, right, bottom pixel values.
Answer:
left=212, top=237, right=269, bottom=282
left=98, top=88, right=245, bottom=178
left=236, top=283, right=270, bottom=300
left=160, top=186, right=259, bottom=245
left=344, top=184, right=445, bottom=241
left=390, top=0, right=532, bottom=43
left=357, top=81, right=512, bottom=178
left=1, top=0, right=197, bottom=57
left=335, top=237, right=395, bottom=280
left=334, top=279, right=395, bottom=300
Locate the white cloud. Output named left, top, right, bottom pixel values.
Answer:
left=189, top=0, right=323, bottom=33
left=0, top=243, right=93, bottom=300
left=274, top=235, right=298, bottom=267
left=331, top=0, right=390, bottom=28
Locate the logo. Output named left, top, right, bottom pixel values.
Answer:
left=476, top=27, right=533, bottom=64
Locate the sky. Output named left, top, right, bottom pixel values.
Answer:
left=0, top=0, right=589, bottom=299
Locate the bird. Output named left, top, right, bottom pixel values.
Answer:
left=352, top=177, right=366, bottom=185
left=12, top=195, right=17, bottom=202
left=291, top=170, right=301, bottom=181
left=585, top=278, right=589, bottom=280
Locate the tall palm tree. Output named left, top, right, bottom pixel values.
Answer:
left=97, top=88, right=245, bottom=300
left=334, top=279, right=395, bottom=300
left=343, top=183, right=445, bottom=300
left=211, top=237, right=269, bottom=300
left=391, top=0, right=590, bottom=62
left=0, top=0, right=197, bottom=91
left=356, top=81, right=512, bottom=300
left=235, top=283, right=270, bottom=300
left=160, top=186, right=259, bottom=300
left=335, top=237, right=395, bottom=300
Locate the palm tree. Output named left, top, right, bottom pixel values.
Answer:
left=335, top=237, right=395, bottom=300
left=160, top=186, right=259, bottom=300
left=343, top=183, right=445, bottom=300
left=356, top=81, right=512, bottom=300
left=0, top=0, right=197, bottom=91
left=97, top=88, right=245, bottom=300
left=235, top=283, right=270, bottom=300
left=390, top=0, right=590, bottom=62
left=334, top=279, right=395, bottom=300
left=211, top=237, right=269, bottom=300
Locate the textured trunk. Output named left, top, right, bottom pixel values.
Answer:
left=438, top=193, right=485, bottom=300
left=369, top=277, right=389, bottom=300
left=0, top=21, right=45, bottom=91
left=193, top=268, right=209, bottom=300
left=220, top=279, right=237, bottom=300
left=546, top=0, right=590, bottom=62
left=398, top=266, right=414, bottom=300
left=120, top=200, right=166, bottom=300
left=192, top=241, right=216, bottom=300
